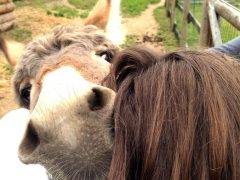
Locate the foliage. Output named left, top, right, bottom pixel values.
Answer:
left=153, top=7, right=178, bottom=51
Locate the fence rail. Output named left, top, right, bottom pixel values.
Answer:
left=165, top=0, right=240, bottom=47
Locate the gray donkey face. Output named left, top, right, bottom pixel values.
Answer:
left=13, top=25, right=117, bottom=179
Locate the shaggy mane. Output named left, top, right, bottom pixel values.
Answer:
left=105, top=47, right=240, bottom=180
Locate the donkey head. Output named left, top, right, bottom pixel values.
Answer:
left=14, top=25, right=117, bottom=179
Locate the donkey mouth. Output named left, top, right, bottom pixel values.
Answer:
left=110, top=112, right=115, bottom=139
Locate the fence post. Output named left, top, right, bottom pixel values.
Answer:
left=215, top=0, right=240, bottom=30
left=170, top=0, right=177, bottom=30
left=166, top=0, right=171, bottom=17
left=180, top=0, right=190, bottom=47
left=199, top=0, right=213, bottom=47
left=208, top=0, right=222, bottom=46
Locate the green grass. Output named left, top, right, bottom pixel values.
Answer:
left=150, top=0, right=161, bottom=4
left=120, top=35, right=139, bottom=48
left=69, top=0, right=97, bottom=9
left=189, top=3, right=203, bottom=22
left=13, top=0, right=55, bottom=9
left=1, top=64, right=14, bottom=75
left=174, top=3, right=240, bottom=47
left=153, top=7, right=178, bottom=51
left=175, top=7, right=199, bottom=47
left=47, top=5, right=79, bottom=18
left=3, top=27, right=32, bottom=43
left=121, top=0, right=149, bottom=17
left=69, top=0, right=160, bottom=17
left=122, top=0, right=160, bottom=17
left=220, top=18, right=240, bottom=43
left=79, top=10, right=90, bottom=19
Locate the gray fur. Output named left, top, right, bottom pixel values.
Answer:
left=13, top=24, right=118, bottom=180
left=13, top=24, right=118, bottom=106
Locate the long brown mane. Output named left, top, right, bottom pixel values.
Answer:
left=105, top=47, right=240, bottom=180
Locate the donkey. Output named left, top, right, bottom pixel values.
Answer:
left=14, top=25, right=117, bottom=180
left=1, top=0, right=122, bottom=179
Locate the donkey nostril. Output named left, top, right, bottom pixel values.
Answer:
left=88, top=87, right=105, bottom=111
left=19, top=122, right=40, bottom=163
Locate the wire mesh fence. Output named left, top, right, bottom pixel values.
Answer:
left=219, top=0, right=240, bottom=43
left=167, top=0, right=240, bottom=47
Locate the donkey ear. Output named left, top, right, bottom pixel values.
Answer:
left=84, top=0, right=111, bottom=29
left=112, top=47, right=158, bottom=90
left=0, top=35, right=24, bottom=66
left=84, top=0, right=125, bottom=45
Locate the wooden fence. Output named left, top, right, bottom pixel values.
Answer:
left=0, top=0, right=15, bottom=32
left=165, top=0, right=240, bottom=47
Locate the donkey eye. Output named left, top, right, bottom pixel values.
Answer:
left=20, top=86, right=31, bottom=108
left=96, top=50, right=113, bottom=62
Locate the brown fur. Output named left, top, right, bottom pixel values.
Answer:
left=104, top=48, right=240, bottom=180
left=84, top=0, right=111, bottom=29
left=14, top=24, right=117, bottom=180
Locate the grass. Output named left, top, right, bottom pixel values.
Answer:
left=3, top=27, right=32, bottom=43
left=150, top=0, right=161, bottom=4
left=14, top=0, right=80, bottom=19
left=9, top=0, right=163, bottom=44
left=122, top=0, right=160, bottom=17
left=220, top=19, right=240, bottom=43
left=79, top=10, right=90, bottom=19
left=121, top=0, right=149, bottom=17
left=13, top=0, right=55, bottom=9
left=13, top=0, right=161, bottom=18
left=69, top=0, right=97, bottom=9
left=175, top=7, right=199, bottom=47
left=69, top=0, right=160, bottom=17
left=153, top=7, right=178, bottom=51
left=1, top=64, right=14, bottom=76
left=120, top=35, right=139, bottom=48
left=174, top=3, right=240, bottom=47
left=47, top=5, right=79, bottom=18
left=8, top=0, right=164, bottom=42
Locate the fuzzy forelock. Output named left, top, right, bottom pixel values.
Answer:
left=13, top=24, right=117, bottom=105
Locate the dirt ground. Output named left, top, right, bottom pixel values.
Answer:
left=123, top=2, right=165, bottom=52
left=0, top=1, right=164, bottom=118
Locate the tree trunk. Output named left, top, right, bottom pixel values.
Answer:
left=0, top=11, right=14, bottom=24
left=0, top=2, right=15, bottom=15
left=0, top=19, right=15, bottom=32
left=0, top=0, right=10, bottom=4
